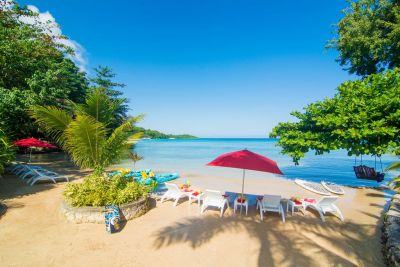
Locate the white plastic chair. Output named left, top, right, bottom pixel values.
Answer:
left=200, top=189, right=228, bottom=217
left=160, top=183, right=187, bottom=206
left=259, top=195, right=285, bottom=223
left=306, top=196, right=344, bottom=222
left=27, top=168, right=68, bottom=186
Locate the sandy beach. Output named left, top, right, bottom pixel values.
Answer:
left=0, top=153, right=390, bottom=267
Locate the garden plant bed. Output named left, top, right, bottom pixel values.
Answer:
left=61, top=197, right=149, bottom=224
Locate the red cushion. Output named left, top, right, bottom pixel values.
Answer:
left=294, top=201, right=302, bottom=205
left=237, top=198, right=246, bottom=203
left=304, top=198, right=316, bottom=204
left=192, top=192, right=199, bottom=196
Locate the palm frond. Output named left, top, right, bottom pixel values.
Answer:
left=64, top=115, right=107, bottom=169
left=385, top=161, right=400, bottom=172
left=29, top=105, right=72, bottom=144
left=75, top=88, right=118, bottom=126
left=102, top=116, right=144, bottom=166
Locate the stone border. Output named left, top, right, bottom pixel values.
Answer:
left=382, top=194, right=400, bottom=266
left=61, top=197, right=149, bottom=224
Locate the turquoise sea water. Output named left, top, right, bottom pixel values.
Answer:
left=127, top=138, right=398, bottom=187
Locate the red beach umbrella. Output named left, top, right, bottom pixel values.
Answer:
left=14, top=138, right=57, bottom=149
left=14, top=138, right=57, bottom=162
left=207, top=149, right=283, bottom=209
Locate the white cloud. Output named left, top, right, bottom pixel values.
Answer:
left=18, top=4, right=88, bottom=72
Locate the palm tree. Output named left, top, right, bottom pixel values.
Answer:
left=385, top=161, right=400, bottom=191
left=30, top=88, right=143, bottom=174
left=129, top=151, right=143, bottom=170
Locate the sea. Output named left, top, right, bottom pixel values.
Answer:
left=121, top=138, right=399, bottom=188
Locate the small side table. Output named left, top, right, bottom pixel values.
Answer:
left=287, top=199, right=306, bottom=215
left=234, top=197, right=248, bottom=215
left=188, top=191, right=204, bottom=207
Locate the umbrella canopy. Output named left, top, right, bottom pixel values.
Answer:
left=207, top=149, right=283, bottom=214
left=14, top=138, right=57, bottom=149
left=207, top=149, right=283, bottom=175
left=14, top=138, right=57, bottom=163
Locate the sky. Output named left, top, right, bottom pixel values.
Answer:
left=18, top=0, right=354, bottom=137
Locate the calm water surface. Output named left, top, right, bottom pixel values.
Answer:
left=122, top=138, right=398, bottom=187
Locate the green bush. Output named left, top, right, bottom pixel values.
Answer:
left=63, top=173, right=150, bottom=207
left=0, top=129, right=15, bottom=174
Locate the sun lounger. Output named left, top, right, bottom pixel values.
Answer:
left=259, top=195, right=285, bottom=222
left=306, top=196, right=344, bottom=222
left=19, top=165, right=51, bottom=180
left=160, top=182, right=188, bottom=206
left=200, top=189, right=228, bottom=217
left=27, top=168, right=68, bottom=186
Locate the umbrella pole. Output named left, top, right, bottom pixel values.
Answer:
left=29, top=147, right=32, bottom=164
left=240, top=169, right=245, bottom=215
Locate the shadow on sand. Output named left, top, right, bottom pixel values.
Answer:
left=0, top=152, right=89, bottom=208
left=152, top=209, right=383, bottom=267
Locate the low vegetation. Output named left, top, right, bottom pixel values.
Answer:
left=63, top=172, right=150, bottom=207
left=0, top=129, right=15, bottom=174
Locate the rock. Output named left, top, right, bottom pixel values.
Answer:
left=382, top=194, right=400, bottom=267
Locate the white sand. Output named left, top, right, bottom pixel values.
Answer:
left=0, top=153, right=390, bottom=266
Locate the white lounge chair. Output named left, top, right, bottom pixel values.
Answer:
left=259, top=195, right=285, bottom=223
left=20, top=165, right=51, bottom=180
left=27, top=168, right=68, bottom=186
left=160, top=183, right=187, bottom=206
left=306, top=196, right=344, bottom=222
left=200, top=190, right=228, bottom=217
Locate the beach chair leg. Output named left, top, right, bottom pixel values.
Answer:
left=220, top=206, right=224, bottom=217
left=333, top=205, right=344, bottom=221
left=318, top=210, right=326, bottom=222
left=259, top=209, right=263, bottom=221
left=280, top=205, right=285, bottom=223
left=200, top=204, right=207, bottom=214
left=173, top=197, right=180, bottom=207
left=245, top=204, right=248, bottom=215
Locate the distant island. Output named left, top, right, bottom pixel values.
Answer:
left=134, top=127, right=197, bottom=139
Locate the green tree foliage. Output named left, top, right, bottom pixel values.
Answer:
left=270, top=69, right=400, bottom=164
left=0, top=1, right=88, bottom=138
left=133, top=127, right=197, bottom=139
left=90, top=66, right=128, bottom=129
left=328, top=0, right=400, bottom=76
left=30, top=88, right=143, bottom=174
left=385, top=161, right=400, bottom=191
left=0, top=128, right=15, bottom=174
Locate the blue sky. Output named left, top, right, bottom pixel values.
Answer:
left=20, top=0, right=353, bottom=137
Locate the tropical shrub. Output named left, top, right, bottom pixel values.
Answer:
left=63, top=173, right=150, bottom=207
left=0, top=129, right=15, bottom=174
left=386, top=161, right=400, bottom=191
left=30, top=88, right=143, bottom=174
